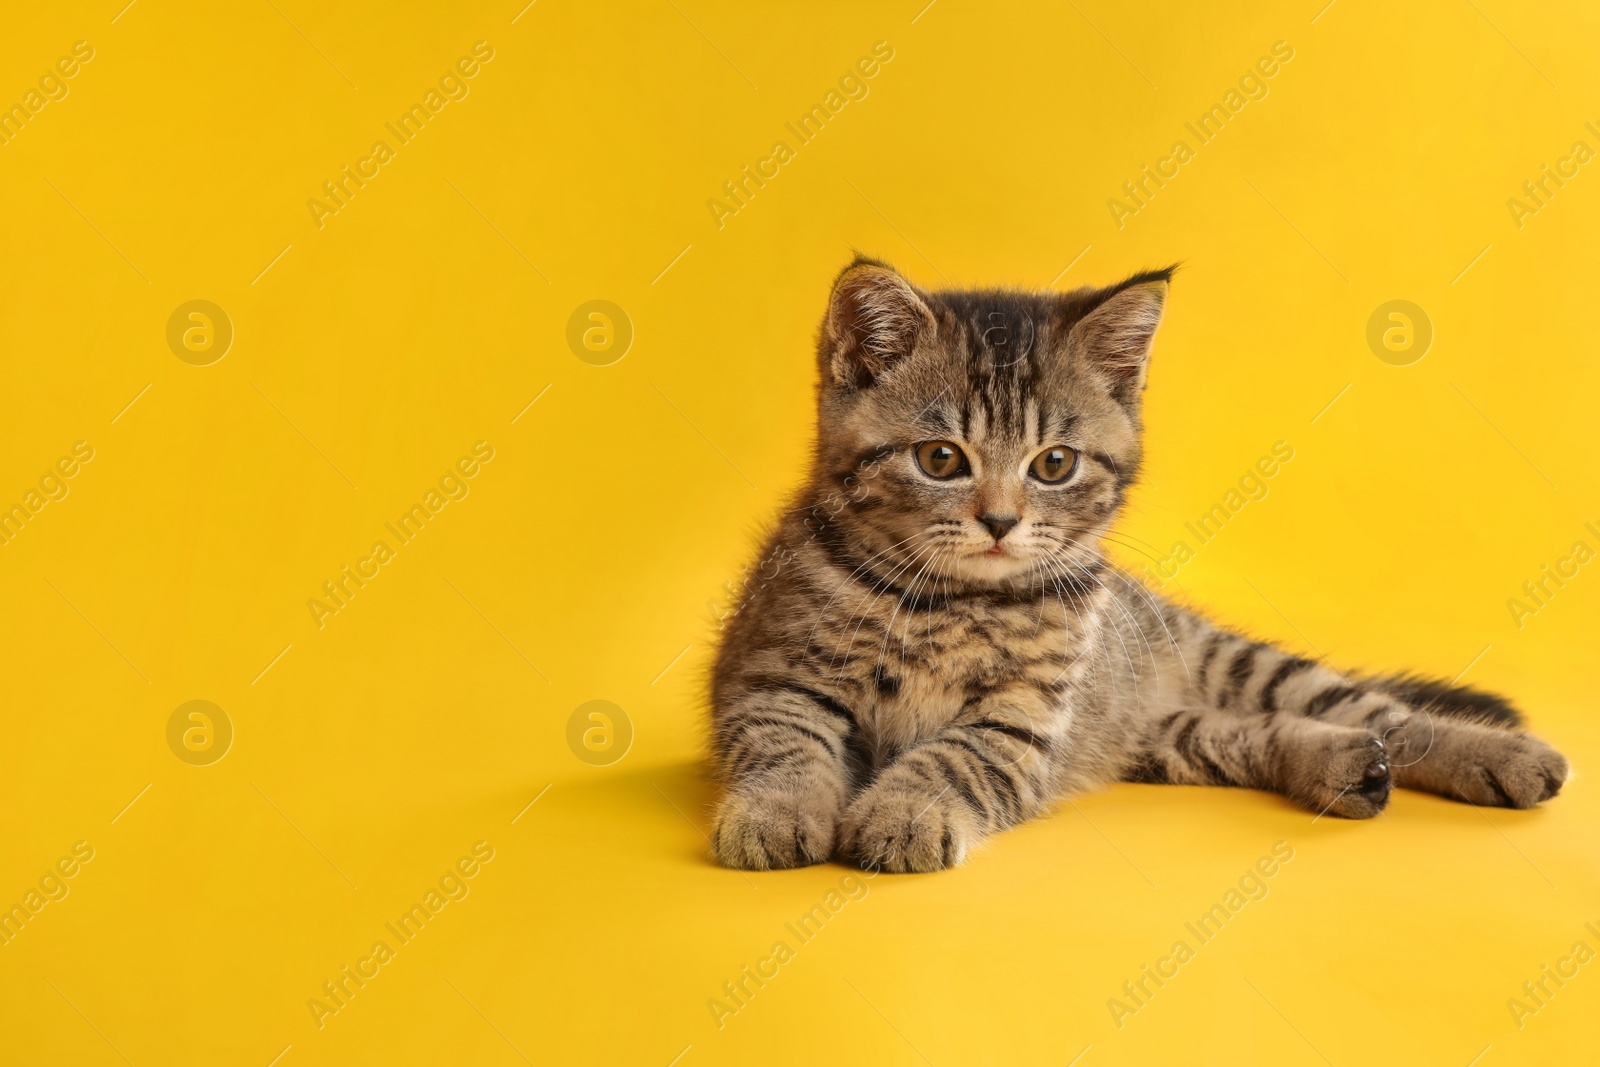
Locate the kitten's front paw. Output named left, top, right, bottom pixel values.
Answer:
left=1301, top=732, right=1392, bottom=819
left=711, top=788, right=838, bottom=870
left=839, top=783, right=980, bottom=873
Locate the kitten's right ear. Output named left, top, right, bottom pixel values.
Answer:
left=819, top=258, right=935, bottom=390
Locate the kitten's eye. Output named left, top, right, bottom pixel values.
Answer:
left=1030, top=446, right=1078, bottom=483
left=915, top=441, right=969, bottom=479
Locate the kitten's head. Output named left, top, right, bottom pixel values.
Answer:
left=810, top=257, right=1171, bottom=590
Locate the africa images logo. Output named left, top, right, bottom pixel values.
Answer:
left=306, top=42, right=496, bottom=230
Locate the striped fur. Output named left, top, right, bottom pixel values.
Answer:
left=709, top=259, right=1570, bottom=872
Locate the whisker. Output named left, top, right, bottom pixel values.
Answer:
left=1095, top=555, right=1191, bottom=681
left=1043, top=554, right=1138, bottom=695
left=830, top=540, right=939, bottom=677
left=878, top=543, right=943, bottom=667
left=803, top=531, right=924, bottom=648
left=1059, top=551, right=1161, bottom=683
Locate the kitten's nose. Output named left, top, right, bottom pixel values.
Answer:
left=979, top=513, right=1020, bottom=541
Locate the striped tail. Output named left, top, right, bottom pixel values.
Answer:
left=1370, top=673, right=1523, bottom=729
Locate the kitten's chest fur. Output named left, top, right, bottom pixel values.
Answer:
left=822, top=582, right=1085, bottom=757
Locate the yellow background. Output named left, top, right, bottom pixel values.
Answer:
left=2, top=1, right=1597, bottom=1063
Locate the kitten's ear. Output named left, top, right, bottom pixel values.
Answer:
left=1066, top=269, right=1172, bottom=398
left=820, top=259, right=935, bottom=390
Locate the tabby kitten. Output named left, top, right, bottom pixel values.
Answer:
left=709, top=258, right=1569, bottom=873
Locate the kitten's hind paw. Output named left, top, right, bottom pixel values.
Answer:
left=711, top=788, right=838, bottom=870
left=1390, top=719, right=1570, bottom=809
left=1448, top=732, right=1569, bottom=809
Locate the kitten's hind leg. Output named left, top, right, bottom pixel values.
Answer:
left=1127, top=709, right=1394, bottom=819
left=1321, top=696, right=1568, bottom=809
left=1132, top=614, right=1568, bottom=813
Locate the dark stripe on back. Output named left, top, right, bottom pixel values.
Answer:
left=1260, top=657, right=1315, bottom=713
left=1197, top=633, right=1223, bottom=691
left=1218, top=644, right=1258, bottom=708
left=1304, top=685, right=1360, bottom=719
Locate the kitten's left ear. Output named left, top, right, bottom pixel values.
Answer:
left=1066, top=268, right=1173, bottom=398
left=820, top=258, right=936, bottom=390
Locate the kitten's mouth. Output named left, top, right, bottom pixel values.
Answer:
left=983, top=544, right=1006, bottom=556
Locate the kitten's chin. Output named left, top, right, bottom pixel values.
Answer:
left=948, top=550, right=1035, bottom=585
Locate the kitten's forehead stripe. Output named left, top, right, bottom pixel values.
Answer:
left=927, top=293, right=1069, bottom=448
left=924, top=407, right=954, bottom=436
